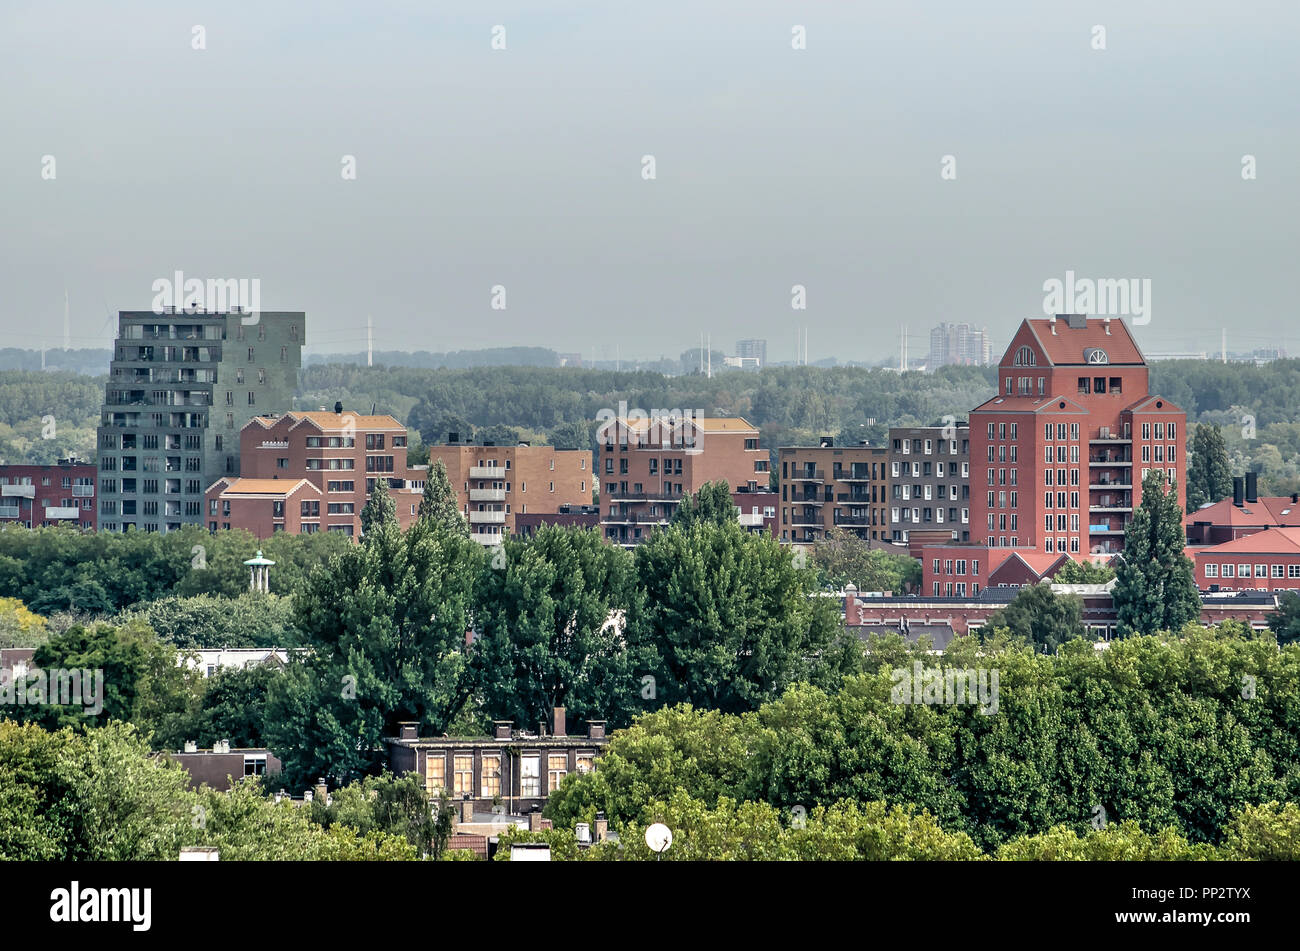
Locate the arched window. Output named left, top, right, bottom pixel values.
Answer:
left=1014, top=346, right=1036, bottom=367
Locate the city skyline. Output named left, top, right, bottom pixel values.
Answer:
left=3, top=1, right=1297, bottom=364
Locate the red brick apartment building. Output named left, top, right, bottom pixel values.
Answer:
left=0, top=458, right=97, bottom=530
left=205, top=405, right=424, bottom=538
left=599, top=415, right=769, bottom=546
left=969, top=315, right=1185, bottom=560
left=427, top=439, right=593, bottom=545
left=779, top=440, right=890, bottom=543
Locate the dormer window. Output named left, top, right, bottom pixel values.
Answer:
left=1014, top=346, right=1036, bottom=366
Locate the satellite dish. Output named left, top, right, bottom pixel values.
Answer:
left=644, top=823, right=673, bottom=854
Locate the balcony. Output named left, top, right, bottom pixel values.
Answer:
left=833, top=515, right=873, bottom=527
left=470, top=488, right=507, bottom=502
left=835, top=492, right=875, bottom=504
left=469, top=466, right=505, bottom=479
left=1089, top=456, right=1132, bottom=466
left=1088, top=479, right=1131, bottom=490
left=737, top=512, right=765, bottom=527
left=1, top=485, right=35, bottom=498
left=603, top=513, right=669, bottom=526
left=788, top=469, right=825, bottom=482
left=791, top=494, right=824, bottom=505
left=604, top=491, right=682, bottom=503
left=835, top=468, right=874, bottom=483
left=469, top=510, right=507, bottom=524
left=790, top=513, right=823, bottom=527
left=72, top=485, right=95, bottom=497
left=45, top=507, right=80, bottom=519
left=470, top=532, right=503, bottom=545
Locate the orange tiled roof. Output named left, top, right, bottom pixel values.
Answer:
left=213, top=478, right=319, bottom=497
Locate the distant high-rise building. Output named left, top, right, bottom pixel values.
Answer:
left=735, top=338, right=767, bottom=366
left=97, top=310, right=304, bottom=533
left=928, top=323, right=991, bottom=368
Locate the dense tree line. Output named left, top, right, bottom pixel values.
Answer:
left=0, top=526, right=351, bottom=615
left=543, top=625, right=1300, bottom=853
left=5, top=715, right=1297, bottom=861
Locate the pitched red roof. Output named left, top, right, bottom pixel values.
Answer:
left=1017, top=317, right=1146, bottom=367
left=1185, top=496, right=1300, bottom=529
left=970, top=394, right=1088, bottom=414
left=989, top=549, right=1070, bottom=579
left=1191, top=526, right=1300, bottom=557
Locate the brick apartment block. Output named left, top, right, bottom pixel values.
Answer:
left=599, top=415, right=769, bottom=546
left=779, top=440, right=890, bottom=543
left=0, top=457, right=97, bottom=529
left=426, top=438, right=593, bottom=546
left=205, top=404, right=424, bottom=538
left=969, top=315, right=1185, bottom=560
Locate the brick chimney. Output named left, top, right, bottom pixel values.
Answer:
left=493, top=720, right=513, bottom=740
left=529, top=807, right=543, bottom=832
left=398, top=721, right=418, bottom=740
left=458, top=796, right=474, bottom=824
left=844, top=584, right=864, bottom=626
left=586, top=720, right=606, bottom=740
left=552, top=706, right=566, bottom=737
left=594, top=810, right=608, bottom=843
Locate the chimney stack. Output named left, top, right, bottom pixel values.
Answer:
left=529, top=807, right=543, bottom=832
left=552, top=706, right=566, bottom=737
left=459, top=796, right=474, bottom=824
left=844, top=583, right=862, bottom=625
left=594, top=811, right=608, bottom=843
left=315, top=777, right=328, bottom=803
left=398, top=721, right=418, bottom=740
left=493, top=720, right=513, bottom=740
left=334, top=400, right=343, bottom=414
left=1246, top=471, right=1258, bottom=503
left=1049, top=314, right=1058, bottom=335
left=1233, top=476, right=1244, bottom=507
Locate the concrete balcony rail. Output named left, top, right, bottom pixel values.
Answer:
left=789, top=469, right=826, bottom=482
left=737, top=512, right=765, bottom=527
left=46, top=507, right=80, bottom=519
left=469, top=466, right=505, bottom=479
left=1, top=485, right=36, bottom=498
left=470, top=488, right=507, bottom=502
left=470, top=532, right=503, bottom=545
left=469, top=510, right=507, bottom=524
left=72, top=485, right=95, bottom=497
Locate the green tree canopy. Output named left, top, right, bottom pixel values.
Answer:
left=1113, top=469, right=1201, bottom=637
left=982, top=583, right=1084, bottom=653
left=670, top=481, right=739, bottom=529
left=417, top=459, right=468, bottom=536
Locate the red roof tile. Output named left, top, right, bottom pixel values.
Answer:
left=1018, top=317, right=1145, bottom=367
left=1190, top=526, right=1300, bottom=557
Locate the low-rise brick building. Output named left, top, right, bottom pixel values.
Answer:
left=386, top=709, right=608, bottom=816
left=0, top=457, right=96, bottom=530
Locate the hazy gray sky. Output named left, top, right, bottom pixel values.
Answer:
left=2, top=1, right=1296, bottom=363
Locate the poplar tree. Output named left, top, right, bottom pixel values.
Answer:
left=1113, top=469, right=1200, bottom=636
